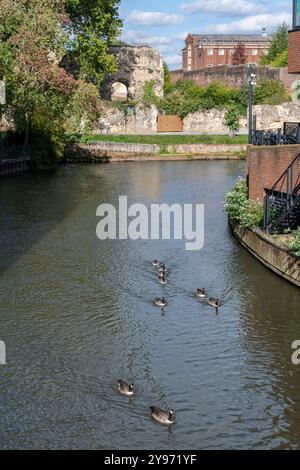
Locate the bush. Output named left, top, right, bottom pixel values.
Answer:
left=225, top=179, right=264, bottom=228
left=224, top=103, right=240, bottom=134
left=142, top=80, right=158, bottom=106
left=253, top=79, right=290, bottom=105
left=143, top=76, right=290, bottom=120
left=288, top=228, right=300, bottom=258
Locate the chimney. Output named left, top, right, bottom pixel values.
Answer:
left=262, top=28, right=267, bottom=37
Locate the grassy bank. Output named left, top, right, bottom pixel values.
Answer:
left=72, top=133, right=248, bottom=146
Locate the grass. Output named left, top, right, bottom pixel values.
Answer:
left=72, top=133, right=248, bottom=146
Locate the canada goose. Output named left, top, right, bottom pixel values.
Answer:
left=158, top=276, right=167, bottom=285
left=152, top=260, right=160, bottom=267
left=118, top=380, right=134, bottom=397
left=150, top=406, right=175, bottom=425
left=196, top=288, right=206, bottom=299
left=154, top=298, right=167, bottom=307
left=208, top=298, right=220, bottom=309
left=158, top=271, right=167, bottom=278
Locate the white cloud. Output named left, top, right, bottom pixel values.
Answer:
left=211, top=13, right=292, bottom=33
left=121, top=30, right=188, bottom=48
left=127, top=10, right=184, bottom=26
left=121, top=30, right=174, bottom=46
left=164, top=54, right=182, bottom=67
left=180, top=0, right=267, bottom=16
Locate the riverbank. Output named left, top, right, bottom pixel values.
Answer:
left=229, top=218, right=300, bottom=288
left=64, top=141, right=247, bottom=162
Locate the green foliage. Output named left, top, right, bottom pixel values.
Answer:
left=224, top=103, right=240, bottom=134
left=270, top=49, right=288, bottom=68
left=0, top=0, right=122, bottom=160
left=142, top=80, right=158, bottom=106
left=64, top=80, right=102, bottom=133
left=65, top=0, right=122, bottom=85
left=163, top=62, right=174, bottom=95
left=261, top=23, right=288, bottom=67
left=288, top=228, right=300, bottom=258
left=253, top=79, right=290, bottom=105
left=158, top=80, right=242, bottom=118
left=225, top=179, right=264, bottom=228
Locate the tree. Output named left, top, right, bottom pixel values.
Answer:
left=225, top=103, right=240, bottom=136
left=163, top=62, right=174, bottom=95
left=0, top=0, right=122, bottom=159
left=232, top=43, right=247, bottom=65
left=65, top=0, right=122, bottom=84
left=261, top=23, right=288, bottom=67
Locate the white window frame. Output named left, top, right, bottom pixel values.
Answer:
left=252, top=49, right=258, bottom=56
left=207, top=49, right=213, bottom=56
left=219, top=49, right=225, bottom=56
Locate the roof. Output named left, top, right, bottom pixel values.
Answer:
left=187, top=34, right=270, bottom=44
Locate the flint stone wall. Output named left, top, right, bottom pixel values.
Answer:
left=101, top=45, right=164, bottom=101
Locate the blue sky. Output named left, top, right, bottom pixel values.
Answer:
left=119, top=0, right=292, bottom=69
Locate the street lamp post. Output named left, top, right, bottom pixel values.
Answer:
left=248, top=64, right=257, bottom=144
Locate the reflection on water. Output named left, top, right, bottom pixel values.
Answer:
left=0, top=161, right=300, bottom=450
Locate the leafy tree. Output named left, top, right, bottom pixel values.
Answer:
left=232, top=43, right=247, bottom=65
left=225, top=103, right=240, bottom=136
left=0, top=0, right=122, bottom=159
left=0, top=0, right=76, bottom=154
left=65, top=0, right=122, bottom=84
left=163, top=62, right=174, bottom=95
left=261, top=23, right=288, bottom=67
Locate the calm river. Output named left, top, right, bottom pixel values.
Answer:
left=0, top=161, right=300, bottom=450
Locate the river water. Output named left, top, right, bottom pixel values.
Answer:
left=0, top=161, right=300, bottom=450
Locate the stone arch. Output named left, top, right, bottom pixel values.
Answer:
left=111, top=82, right=128, bottom=102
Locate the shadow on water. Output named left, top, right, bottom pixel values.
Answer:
left=0, top=165, right=112, bottom=275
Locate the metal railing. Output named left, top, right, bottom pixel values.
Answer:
left=252, top=122, right=300, bottom=146
left=264, top=151, right=300, bottom=232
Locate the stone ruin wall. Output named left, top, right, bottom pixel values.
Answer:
left=101, top=45, right=164, bottom=102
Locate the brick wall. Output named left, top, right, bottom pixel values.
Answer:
left=170, top=65, right=300, bottom=90
left=288, top=30, right=300, bottom=73
left=247, top=144, right=300, bottom=201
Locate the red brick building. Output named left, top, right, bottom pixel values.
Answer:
left=182, top=33, right=270, bottom=72
left=288, top=0, right=300, bottom=73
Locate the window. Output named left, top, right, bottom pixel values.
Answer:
left=207, top=64, right=213, bottom=67
left=207, top=49, right=213, bottom=56
left=230, top=49, right=234, bottom=55
left=252, top=49, right=258, bottom=56
left=188, top=49, right=192, bottom=58
left=263, top=49, right=269, bottom=55
left=294, top=0, right=300, bottom=28
left=219, top=49, right=225, bottom=56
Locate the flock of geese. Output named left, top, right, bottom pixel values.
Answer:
left=117, top=259, right=221, bottom=426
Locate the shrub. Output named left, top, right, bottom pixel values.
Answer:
left=142, top=80, right=158, bottom=106
left=224, top=103, right=240, bottom=134
left=253, top=79, right=290, bottom=105
left=225, top=179, right=264, bottom=228
left=288, top=228, right=300, bottom=258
